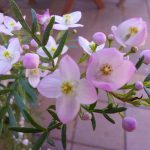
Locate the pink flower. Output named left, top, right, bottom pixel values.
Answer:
left=135, top=81, right=143, bottom=90
left=86, top=48, right=136, bottom=91
left=30, top=39, right=38, bottom=48
left=111, top=18, right=147, bottom=47
left=0, top=38, right=21, bottom=74
left=140, top=50, right=150, bottom=65
left=38, top=55, right=97, bottom=123
left=23, top=53, right=40, bottom=69
left=36, top=9, right=50, bottom=26
left=53, top=11, right=83, bottom=30
left=92, top=32, right=106, bottom=45
left=26, top=68, right=41, bottom=88
left=122, top=117, right=137, bottom=132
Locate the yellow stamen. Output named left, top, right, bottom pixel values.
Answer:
left=51, top=47, right=56, bottom=52
left=30, top=69, right=39, bottom=76
left=61, top=82, right=73, bottom=95
left=100, top=64, right=113, bottom=75
left=63, top=14, right=72, bottom=25
left=3, top=50, right=11, bottom=59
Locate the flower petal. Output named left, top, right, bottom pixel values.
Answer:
left=78, top=36, right=92, bottom=55
left=59, top=55, right=80, bottom=81
left=0, top=61, right=12, bottom=74
left=76, top=79, right=97, bottom=104
left=28, top=75, right=40, bottom=88
left=37, top=70, right=62, bottom=98
left=54, top=15, right=63, bottom=24
left=53, top=24, right=68, bottom=30
left=0, top=24, right=13, bottom=36
left=37, top=47, right=47, bottom=58
left=70, top=11, right=82, bottom=24
left=56, top=95, right=80, bottom=123
left=0, top=13, right=4, bottom=24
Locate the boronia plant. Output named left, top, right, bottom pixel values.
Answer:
left=0, top=0, right=150, bottom=149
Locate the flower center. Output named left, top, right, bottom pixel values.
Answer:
left=129, top=27, right=138, bottom=35
left=10, top=22, right=15, bottom=27
left=63, top=14, right=72, bottom=25
left=61, top=82, right=73, bottom=95
left=3, top=50, right=11, bottom=59
left=100, top=64, right=113, bottom=75
left=51, top=47, right=56, bottom=52
left=30, top=69, right=39, bottom=76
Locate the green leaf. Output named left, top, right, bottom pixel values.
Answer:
left=13, top=91, right=25, bottom=112
left=103, top=113, right=115, bottom=124
left=91, top=113, right=96, bottom=130
left=10, top=127, right=43, bottom=133
left=61, top=125, right=67, bottom=150
left=135, top=56, right=144, bottom=69
left=0, top=75, right=17, bottom=80
left=78, top=53, right=89, bottom=64
left=47, top=136, right=55, bottom=146
left=7, top=106, right=17, bottom=127
left=144, top=73, right=150, bottom=82
left=33, top=132, right=48, bottom=150
left=104, top=107, right=127, bottom=114
left=42, top=16, right=55, bottom=45
left=47, top=109, right=59, bottom=121
left=53, top=31, right=68, bottom=58
left=0, top=106, right=8, bottom=119
left=0, top=89, right=11, bottom=95
left=31, top=9, right=38, bottom=34
left=89, top=102, right=97, bottom=112
left=144, top=87, right=150, bottom=99
left=23, top=110, right=45, bottom=131
left=19, top=78, right=37, bottom=103
left=9, top=0, right=31, bottom=32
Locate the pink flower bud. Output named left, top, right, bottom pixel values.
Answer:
left=140, top=50, right=150, bottom=65
left=108, top=34, right=114, bottom=40
left=92, top=32, right=106, bottom=45
left=81, top=111, right=92, bottom=120
left=22, top=44, right=29, bottom=50
left=30, top=39, right=38, bottom=47
left=23, top=53, right=40, bottom=69
left=122, top=117, right=137, bottom=132
left=135, top=81, right=143, bottom=90
left=22, top=139, right=29, bottom=146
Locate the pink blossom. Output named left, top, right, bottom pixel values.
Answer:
left=0, top=38, right=21, bottom=74
left=23, top=53, right=40, bottom=69
left=92, top=32, right=106, bottom=45
left=86, top=48, right=136, bottom=91
left=140, top=50, right=150, bottom=65
left=135, top=81, right=143, bottom=90
left=38, top=55, right=97, bottom=123
left=30, top=39, right=38, bottom=48
left=122, top=117, right=137, bottom=132
left=36, top=9, right=50, bottom=25
left=111, top=18, right=147, bottom=47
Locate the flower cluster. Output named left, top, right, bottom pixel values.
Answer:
left=0, top=0, right=150, bottom=149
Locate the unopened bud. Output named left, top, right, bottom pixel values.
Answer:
left=107, top=34, right=114, bottom=40
left=131, top=46, right=138, bottom=53
left=81, top=111, right=92, bottom=120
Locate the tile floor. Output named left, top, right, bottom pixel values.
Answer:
left=1, top=0, right=150, bottom=149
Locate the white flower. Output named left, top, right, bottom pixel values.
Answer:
left=0, top=38, right=21, bottom=74
left=78, top=36, right=105, bottom=55
left=53, top=11, right=83, bottom=30
left=25, top=68, right=41, bottom=88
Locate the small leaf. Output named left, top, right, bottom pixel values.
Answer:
left=23, top=110, right=46, bottom=131
left=144, top=73, right=150, bottom=82
left=0, top=75, right=17, bottom=80
left=53, top=31, right=68, bottom=58
left=42, top=16, right=55, bottom=45
left=103, top=113, right=115, bottom=124
left=19, top=78, right=37, bottom=103
left=104, top=107, right=127, bottom=114
left=9, top=0, right=31, bottom=32
left=31, top=9, right=37, bottom=34
left=89, top=102, right=97, bottom=112
left=47, top=109, right=59, bottom=121
left=10, top=127, right=43, bottom=133
left=61, top=124, right=67, bottom=150
left=33, top=132, right=48, bottom=150
left=13, top=91, right=25, bottom=112
left=47, top=136, right=55, bottom=146
left=0, top=89, right=11, bottom=95
left=135, top=56, right=144, bottom=69
left=91, top=113, right=96, bottom=130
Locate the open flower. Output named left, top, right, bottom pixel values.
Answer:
left=0, top=24, right=13, bottom=36
left=111, top=18, right=147, bottom=47
left=78, top=36, right=105, bottom=55
left=86, top=48, right=136, bottom=91
left=53, top=11, right=83, bottom=30
left=37, top=36, right=68, bottom=64
left=26, top=68, right=41, bottom=88
left=36, top=9, right=50, bottom=26
left=0, top=38, right=21, bottom=74
left=4, top=16, right=22, bottom=32
left=38, top=55, right=97, bottom=123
